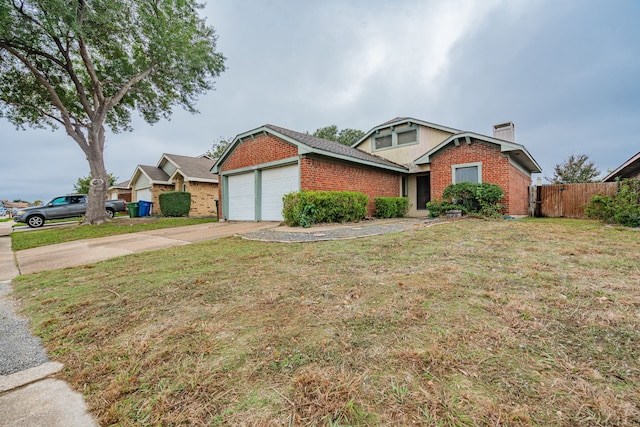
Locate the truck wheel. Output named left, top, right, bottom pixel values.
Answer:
left=27, top=215, right=45, bottom=228
left=105, top=208, right=115, bottom=218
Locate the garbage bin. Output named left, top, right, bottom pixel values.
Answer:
left=127, top=202, right=139, bottom=218
left=138, top=200, right=152, bottom=217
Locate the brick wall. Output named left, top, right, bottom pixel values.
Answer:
left=220, top=134, right=298, bottom=172
left=507, top=165, right=531, bottom=215
left=430, top=141, right=530, bottom=215
left=300, top=157, right=401, bottom=216
left=186, top=181, right=219, bottom=217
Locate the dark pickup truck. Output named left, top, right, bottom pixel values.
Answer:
left=13, top=194, right=128, bottom=228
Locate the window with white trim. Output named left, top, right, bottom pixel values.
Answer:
left=452, top=162, right=482, bottom=184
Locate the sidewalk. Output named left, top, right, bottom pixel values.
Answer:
left=0, top=219, right=277, bottom=426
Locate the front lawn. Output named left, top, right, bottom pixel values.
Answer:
left=11, top=219, right=640, bottom=426
left=11, top=216, right=218, bottom=251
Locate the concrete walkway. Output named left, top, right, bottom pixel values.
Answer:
left=0, top=219, right=276, bottom=426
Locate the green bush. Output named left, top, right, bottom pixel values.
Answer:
left=282, top=191, right=368, bottom=227
left=159, top=192, right=191, bottom=217
left=374, top=197, right=410, bottom=219
left=585, top=179, right=640, bottom=227
left=426, top=199, right=466, bottom=217
left=435, top=182, right=504, bottom=218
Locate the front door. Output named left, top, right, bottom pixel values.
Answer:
left=416, top=174, right=431, bottom=210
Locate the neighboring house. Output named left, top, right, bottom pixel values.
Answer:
left=129, top=153, right=218, bottom=216
left=602, top=152, right=640, bottom=182
left=107, top=180, right=132, bottom=203
left=212, top=118, right=541, bottom=221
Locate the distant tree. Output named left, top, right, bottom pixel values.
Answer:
left=0, top=1, right=225, bottom=226
left=74, top=173, right=117, bottom=194
left=207, top=137, right=232, bottom=159
left=547, top=154, right=601, bottom=184
left=312, top=125, right=365, bottom=146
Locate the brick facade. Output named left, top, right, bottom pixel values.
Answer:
left=430, top=140, right=530, bottom=215
left=220, top=134, right=298, bottom=172
left=185, top=181, right=219, bottom=217
left=300, top=157, right=401, bottom=216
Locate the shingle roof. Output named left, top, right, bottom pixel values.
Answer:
left=163, top=154, right=217, bottom=181
left=139, top=165, right=170, bottom=181
left=264, top=124, right=406, bottom=171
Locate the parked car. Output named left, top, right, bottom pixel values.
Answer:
left=13, top=194, right=128, bottom=228
left=0, top=207, right=7, bottom=216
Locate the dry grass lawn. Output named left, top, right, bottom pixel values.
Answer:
left=11, top=218, right=640, bottom=426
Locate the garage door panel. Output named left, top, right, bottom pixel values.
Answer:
left=261, top=165, right=299, bottom=221
left=228, top=173, right=255, bottom=220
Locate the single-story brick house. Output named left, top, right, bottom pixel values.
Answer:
left=107, top=180, right=132, bottom=203
left=129, top=153, right=218, bottom=216
left=602, top=151, right=640, bottom=182
left=212, top=118, right=541, bottom=221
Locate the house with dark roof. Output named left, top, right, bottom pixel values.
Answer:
left=212, top=118, right=541, bottom=221
left=107, top=180, right=132, bottom=203
left=129, top=153, right=218, bottom=217
left=602, top=152, right=640, bottom=182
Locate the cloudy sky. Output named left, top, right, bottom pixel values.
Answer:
left=2, top=0, right=639, bottom=203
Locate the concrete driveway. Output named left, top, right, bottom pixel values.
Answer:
left=14, top=221, right=278, bottom=275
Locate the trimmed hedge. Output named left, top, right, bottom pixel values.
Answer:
left=159, top=191, right=191, bottom=217
left=282, top=190, right=368, bottom=227
left=374, top=197, right=410, bottom=219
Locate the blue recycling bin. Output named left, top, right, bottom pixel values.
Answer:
left=138, top=200, right=152, bottom=217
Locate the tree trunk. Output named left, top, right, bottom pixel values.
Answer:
left=81, top=125, right=110, bottom=226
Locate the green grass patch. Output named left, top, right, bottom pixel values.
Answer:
left=11, top=217, right=218, bottom=250
left=10, top=219, right=640, bottom=425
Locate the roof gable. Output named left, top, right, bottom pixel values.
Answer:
left=162, top=153, right=218, bottom=182
left=414, top=132, right=542, bottom=173
left=353, top=117, right=460, bottom=148
left=603, top=151, right=640, bottom=182
left=213, top=124, right=408, bottom=173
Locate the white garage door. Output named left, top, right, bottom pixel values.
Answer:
left=136, top=188, right=152, bottom=202
left=261, top=165, right=299, bottom=221
left=228, top=172, right=255, bottom=220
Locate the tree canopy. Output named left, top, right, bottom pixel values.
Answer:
left=207, top=137, right=232, bottom=159
left=0, top=0, right=225, bottom=224
left=312, top=125, right=365, bottom=146
left=547, top=154, right=601, bottom=184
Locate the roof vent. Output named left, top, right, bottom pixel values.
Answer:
left=493, top=122, right=515, bottom=142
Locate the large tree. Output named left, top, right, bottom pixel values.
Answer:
left=0, top=0, right=225, bottom=225
left=547, top=154, right=601, bottom=184
left=74, top=173, right=117, bottom=194
left=312, top=125, right=365, bottom=146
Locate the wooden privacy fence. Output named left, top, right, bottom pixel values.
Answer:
left=530, top=183, right=618, bottom=218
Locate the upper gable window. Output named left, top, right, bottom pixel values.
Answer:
left=397, top=129, right=417, bottom=145
left=374, top=134, right=393, bottom=150
left=372, top=126, right=418, bottom=151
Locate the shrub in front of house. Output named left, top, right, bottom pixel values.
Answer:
left=159, top=191, right=191, bottom=217
left=282, top=190, right=368, bottom=227
left=430, top=182, right=504, bottom=218
left=585, top=179, right=640, bottom=227
left=374, top=197, right=410, bottom=219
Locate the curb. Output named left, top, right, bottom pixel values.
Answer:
left=0, top=362, right=64, bottom=393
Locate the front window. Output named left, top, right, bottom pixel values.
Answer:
left=452, top=162, right=482, bottom=184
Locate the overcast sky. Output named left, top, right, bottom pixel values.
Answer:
left=2, top=0, right=639, bottom=203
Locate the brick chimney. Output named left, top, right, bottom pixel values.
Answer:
left=493, top=122, right=515, bottom=142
